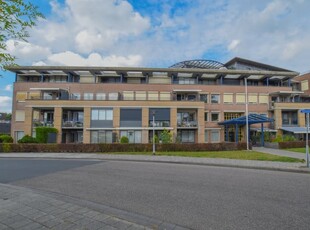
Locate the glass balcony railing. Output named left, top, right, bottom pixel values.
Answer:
left=33, top=120, right=54, bottom=127
left=177, top=121, right=198, bottom=127
left=62, top=120, right=84, bottom=128
left=149, top=121, right=170, bottom=127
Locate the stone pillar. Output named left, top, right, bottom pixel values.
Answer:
left=113, top=107, right=120, bottom=142
left=298, top=110, right=306, bottom=127
left=197, top=108, right=205, bottom=143
left=274, top=109, right=282, bottom=130
left=53, top=107, right=62, bottom=143
left=170, top=108, right=177, bottom=142
left=142, top=107, right=149, bottom=143
left=83, top=107, right=91, bottom=143
left=24, top=107, right=33, bottom=136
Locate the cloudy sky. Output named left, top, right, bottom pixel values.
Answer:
left=1, top=0, right=310, bottom=112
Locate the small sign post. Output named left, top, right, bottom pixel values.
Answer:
left=301, top=109, right=310, bottom=168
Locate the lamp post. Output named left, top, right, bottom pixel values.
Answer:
left=152, top=110, right=156, bottom=155
left=301, top=109, right=310, bottom=168
left=245, top=77, right=249, bottom=150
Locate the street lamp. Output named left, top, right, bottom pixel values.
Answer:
left=301, top=109, right=310, bottom=168
left=152, top=110, right=156, bottom=155
left=245, top=77, right=249, bottom=150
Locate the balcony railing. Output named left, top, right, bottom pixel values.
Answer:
left=177, top=121, right=198, bottom=127
left=149, top=121, right=170, bottom=127
left=33, top=120, right=54, bottom=127
left=62, top=120, right=84, bottom=128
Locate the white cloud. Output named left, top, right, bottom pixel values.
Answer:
left=46, top=51, right=142, bottom=66
left=5, top=0, right=310, bottom=72
left=4, top=85, right=12, bottom=91
left=0, top=96, right=12, bottom=113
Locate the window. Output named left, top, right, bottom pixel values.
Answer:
left=120, top=130, right=142, bottom=143
left=223, top=93, right=233, bottom=103
left=211, top=130, right=220, bottom=143
left=200, top=94, right=208, bottom=103
left=91, top=131, right=113, bottom=143
left=204, top=112, right=208, bottom=121
left=71, top=93, right=80, bottom=100
left=15, top=131, right=24, bottom=141
left=211, top=113, right=219, bottom=122
left=108, top=92, right=118, bottom=100
left=224, top=112, right=243, bottom=120
left=15, top=110, right=25, bottom=122
left=96, top=93, right=106, bottom=100
left=249, top=93, right=258, bottom=104
left=211, top=94, right=220, bottom=104
left=84, top=93, right=93, bottom=100
left=177, top=130, right=195, bottom=143
left=236, top=93, right=245, bottom=103
left=179, top=78, right=195, bottom=84
left=204, top=130, right=208, bottom=143
left=259, top=94, right=269, bottom=104
left=91, top=109, right=113, bottom=121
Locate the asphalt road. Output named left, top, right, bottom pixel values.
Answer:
left=2, top=158, right=310, bottom=229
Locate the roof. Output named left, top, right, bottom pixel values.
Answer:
left=169, top=60, right=225, bottom=69
left=225, top=57, right=295, bottom=72
left=218, top=114, right=274, bottom=125
left=280, top=127, right=308, bottom=134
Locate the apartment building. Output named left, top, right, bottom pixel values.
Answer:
left=8, top=57, right=305, bottom=144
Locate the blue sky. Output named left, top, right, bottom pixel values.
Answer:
left=1, top=0, right=310, bottom=112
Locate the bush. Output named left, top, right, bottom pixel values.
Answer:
left=2, top=143, right=11, bottom=152
left=0, top=135, right=13, bottom=143
left=35, top=127, right=58, bottom=143
left=159, top=129, right=172, bottom=144
left=18, top=135, right=38, bottom=143
left=120, top=136, right=129, bottom=143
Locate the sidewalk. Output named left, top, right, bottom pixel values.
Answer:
left=0, top=151, right=309, bottom=173
left=0, top=183, right=186, bottom=230
left=253, top=146, right=306, bottom=160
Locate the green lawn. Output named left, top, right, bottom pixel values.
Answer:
left=102, top=150, right=304, bottom=163
left=287, top=148, right=306, bottom=154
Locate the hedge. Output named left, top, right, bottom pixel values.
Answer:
left=278, top=141, right=310, bottom=149
left=35, top=127, right=58, bottom=143
left=0, top=142, right=248, bottom=153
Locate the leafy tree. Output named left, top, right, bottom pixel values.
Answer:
left=0, top=0, right=44, bottom=71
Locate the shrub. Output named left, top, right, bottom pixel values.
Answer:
left=159, top=129, right=172, bottom=144
left=0, top=135, right=13, bottom=143
left=2, top=143, right=11, bottom=152
left=18, top=135, right=38, bottom=143
left=283, top=135, right=296, bottom=142
left=120, top=136, right=129, bottom=143
left=272, top=135, right=283, bottom=143
left=35, top=127, right=58, bottom=143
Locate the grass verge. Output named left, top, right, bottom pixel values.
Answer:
left=287, top=148, right=306, bottom=154
left=101, top=150, right=304, bottom=163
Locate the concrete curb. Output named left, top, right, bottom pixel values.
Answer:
left=1, top=153, right=309, bottom=174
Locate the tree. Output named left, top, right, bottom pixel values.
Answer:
left=0, top=0, right=44, bottom=71
left=159, top=129, right=172, bottom=143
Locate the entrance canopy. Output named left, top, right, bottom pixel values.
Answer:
left=281, top=127, right=307, bottom=134
left=218, top=114, right=274, bottom=126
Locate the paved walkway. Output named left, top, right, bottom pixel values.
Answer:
left=0, top=151, right=309, bottom=173
left=0, top=183, right=186, bottom=230
left=253, top=147, right=306, bottom=160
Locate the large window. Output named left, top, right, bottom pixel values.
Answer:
left=211, top=130, right=220, bottom=143
left=200, top=94, right=208, bottom=103
left=91, top=131, right=113, bottom=143
left=211, top=94, right=220, bottom=104
left=91, top=109, right=113, bottom=120
left=177, top=111, right=197, bottom=127
left=96, top=93, right=106, bottom=100
left=120, top=130, right=142, bottom=143
left=177, top=130, right=195, bottom=143
left=282, top=111, right=298, bottom=126
left=84, top=93, right=93, bottom=100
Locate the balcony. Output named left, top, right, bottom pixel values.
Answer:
left=177, top=121, right=198, bottom=128
left=33, top=120, right=54, bottom=127
left=62, top=120, right=83, bottom=128
left=149, top=121, right=170, bottom=127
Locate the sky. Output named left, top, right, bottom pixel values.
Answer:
left=1, top=0, right=310, bottom=112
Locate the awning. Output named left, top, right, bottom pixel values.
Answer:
left=218, top=114, right=274, bottom=125
left=280, top=127, right=308, bottom=134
